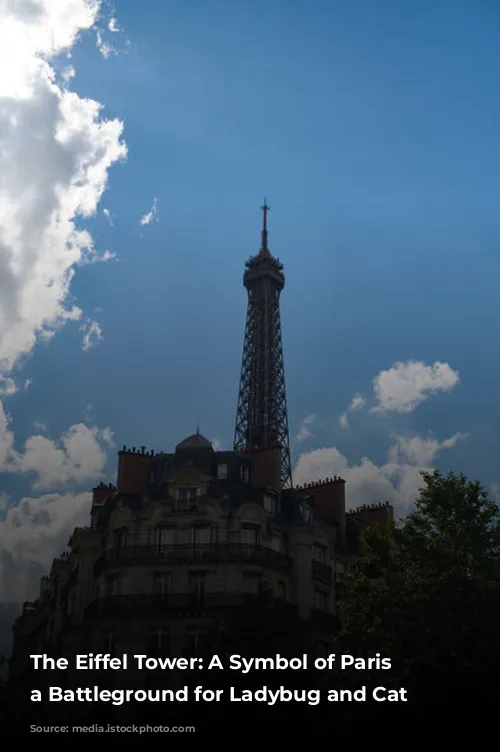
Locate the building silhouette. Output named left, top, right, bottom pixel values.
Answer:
left=8, top=205, right=393, bottom=725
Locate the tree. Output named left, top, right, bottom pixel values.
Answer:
left=338, top=471, right=500, bottom=735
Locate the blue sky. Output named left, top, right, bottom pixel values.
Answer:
left=0, top=0, right=499, bottom=603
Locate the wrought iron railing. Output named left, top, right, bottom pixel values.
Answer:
left=311, top=559, right=333, bottom=582
left=61, top=569, right=78, bottom=602
left=310, top=607, right=340, bottom=631
left=85, top=591, right=297, bottom=618
left=94, top=543, right=293, bottom=575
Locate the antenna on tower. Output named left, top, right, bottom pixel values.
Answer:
left=260, top=198, right=270, bottom=252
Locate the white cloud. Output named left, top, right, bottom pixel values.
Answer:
left=83, top=248, right=117, bottom=264
left=33, top=421, right=48, bottom=433
left=0, top=402, right=112, bottom=599
left=0, top=377, right=17, bottom=397
left=0, top=494, right=10, bottom=514
left=102, top=207, right=114, bottom=226
left=296, top=414, right=316, bottom=442
left=139, top=197, right=158, bottom=226
left=0, top=491, right=91, bottom=602
left=388, top=432, right=469, bottom=467
left=96, top=9, right=130, bottom=58
left=0, top=0, right=126, bottom=379
left=0, top=0, right=124, bottom=605
left=96, top=28, right=117, bottom=59
left=20, top=423, right=113, bottom=490
left=339, top=394, right=366, bottom=429
left=61, top=65, right=75, bottom=82
left=294, top=430, right=469, bottom=518
left=81, top=319, right=103, bottom=351
left=0, top=410, right=113, bottom=601
left=371, top=360, right=459, bottom=414
left=0, top=400, right=113, bottom=490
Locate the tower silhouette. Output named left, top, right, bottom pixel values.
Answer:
left=234, top=201, right=293, bottom=488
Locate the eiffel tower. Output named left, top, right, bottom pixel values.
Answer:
left=234, top=201, right=292, bottom=488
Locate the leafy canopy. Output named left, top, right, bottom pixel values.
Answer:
left=340, top=471, right=500, bottom=699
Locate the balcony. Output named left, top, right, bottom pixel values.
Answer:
left=311, top=559, right=333, bottom=583
left=310, top=607, right=340, bottom=632
left=85, top=591, right=277, bottom=618
left=95, top=543, right=293, bottom=575
left=334, top=572, right=346, bottom=600
left=61, top=569, right=78, bottom=602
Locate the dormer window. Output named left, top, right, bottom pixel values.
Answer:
left=263, top=493, right=276, bottom=516
left=217, top=464, right=228, bottom=480
left=300, top=503, right=313, bottom=523
left=176, top=488, right=197, bottom=511
left=116, top=530, right=128, bottom=557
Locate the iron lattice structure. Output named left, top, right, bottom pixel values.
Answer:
left=234, top=203, right=293, bottom=489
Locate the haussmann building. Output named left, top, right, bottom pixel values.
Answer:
left=9, top=204, right=393, bottom=723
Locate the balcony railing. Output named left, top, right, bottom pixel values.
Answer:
left=85, top=591, right=292, bottom=618
left=311, top=559, right=333, bottom=582
left=61, top=569, right=78, bottom=602
left=310, top=607, right=340, bottom=631
left=95, top=543, right=293, bottom=575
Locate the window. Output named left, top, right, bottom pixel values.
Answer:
left=217, top=463, right=228, bottom=480
left=240, top=464, right=249, bottom=483
left=116, top=531, right=127, bottom=558
left=101, top=628, right=116, bottom=655
left=153, top=573, right=171, bottom=596
left=211, top=576, right=225, bottom=593
left=185, top=625, right=206, bottom=655
left=147, top=627, right=170, bottom=657
left=190, top=573, right=206, bottom=603
left=157, top=527, right=175, bottom=555
left=176, top=488, right=197, bottom=510
left=243, top=575, right=260, bottom=594
left=241, top=527, right=258, bottom=558
left=277, top=581, right=286, bottom=600
left=241, top=527, right=257, bottom=546
left=107, top=577, right=120, bottom=596
left=314, top=589, right=327, bottom=611
left=271, top=535, right=282, bottom=552
left=313, top=544, right=326, bottom=563
left=300, top=503, right=313, bottom=523
left=263, top=493, right=276, bottom=516
left=191, top=526, right=212, bottom=559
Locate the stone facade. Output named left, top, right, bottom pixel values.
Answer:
left=9, top=433, right=393, bottom=718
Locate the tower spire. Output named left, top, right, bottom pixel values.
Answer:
left=234, top=203, right=293, bottom=489
left=260, top=198, right=270, bottom=252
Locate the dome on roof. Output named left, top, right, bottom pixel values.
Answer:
left=175, top=432, right=213, bottom=451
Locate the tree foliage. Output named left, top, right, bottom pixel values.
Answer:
left=339, top=471, right=500, bottom=733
